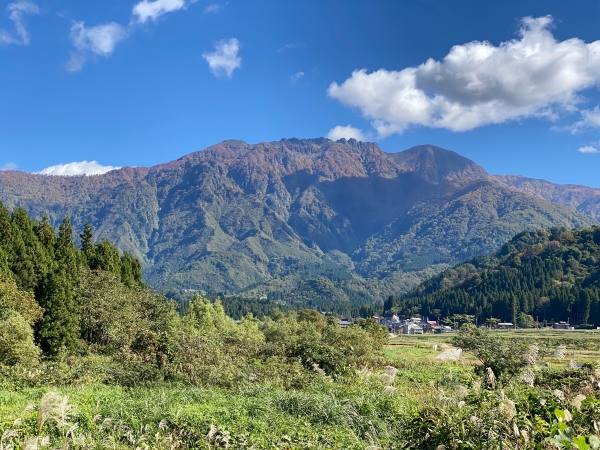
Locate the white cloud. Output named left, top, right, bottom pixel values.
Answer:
left=291, top=71, right=304, bottom=83
left=568, top=107, right=600, bottom=133
left=133, top=0, right=187, bottom=23
left=37, top=161, right=121, bottom=176
left=328, top=16, right=600, bottom=137
left=204, top=4, right=222, bottom=14
left=66, top=21, right=128, bottom=72
left=578, top=145, right=599, bottom=154
left=327, top=125, right=366, bottom=141
left=0, top=0, right=39, bottom=46
left=202, top=38, right=241, bottom=78
left=66, top=0, right=198, bottom=72
left=0, top=162, right=18, bottom=171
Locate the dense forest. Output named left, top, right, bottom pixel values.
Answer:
left=389, top=226, right=600, bottom=326
left=0, top=201, right=144, bottom=357
left=168, top=289, right=379, bottom=320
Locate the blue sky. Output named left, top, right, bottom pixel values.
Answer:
left=1, top=0, right=600, bottom=186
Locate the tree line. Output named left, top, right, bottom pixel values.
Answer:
left=0, top=202, right=143, bottom=358
left=386, top=227, right=600, bottom=327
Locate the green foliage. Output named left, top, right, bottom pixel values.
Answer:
left=399, top=227, right=600, bottom=326
left=453, top=323, right=531, bottom=380
left=0, top=272, right=43, bottom=325
left=183, top=295, right=236, bottom=335
left=36, top=269, right=79, bottom=355
left=0, top=309, right=40, bottom=366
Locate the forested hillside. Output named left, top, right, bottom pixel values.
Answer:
left=0, top=202, right=147, bottom=359
left=394, top=226, right=600, bottom=326
left=0, top=139, right=596, bottom=302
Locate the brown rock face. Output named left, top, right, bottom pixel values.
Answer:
left=0, top=138, right=596, bottom=296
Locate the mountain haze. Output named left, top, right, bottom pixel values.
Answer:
left=0, top=139, right=596, bottom=299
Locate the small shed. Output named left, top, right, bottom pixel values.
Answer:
left=497, top=322, right=514, bottom=330
left=553, top=321, right=570, bottom=330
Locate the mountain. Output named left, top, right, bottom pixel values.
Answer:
left=395, top=226, right=600, bottom=326
left=0, top=139, right=596, bottom=300
left=492, top=175, right=600, bottom=220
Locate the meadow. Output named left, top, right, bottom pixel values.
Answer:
left=2, top=327, right=600, bottom=449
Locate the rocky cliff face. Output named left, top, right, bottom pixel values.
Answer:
left=0, top=138, right=596, bottom=297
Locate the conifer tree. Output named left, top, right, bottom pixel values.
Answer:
left=80, top=222, right=95, bottom=265
left=36, top=214, right=56, bottom=257
left=0, top=246, right=9, bottom=278
left=36, top=216, right=80, bottom=355
left=9, top=220, right=39, bottom=292
left=120, top=253, right=143, bottom=287
left=0, top=202, right=12, bottom=251
left=94, top=239, right=121, bottom=276
left=36, top=269, right=79, bottom=355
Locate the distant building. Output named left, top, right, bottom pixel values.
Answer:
left=497, top=322, right=514, bottom=330
left=553, top=321, right=570, bottom=330
left=339, top=320, right=352, bottom=329
left=402, top=323, right=424, bottom=334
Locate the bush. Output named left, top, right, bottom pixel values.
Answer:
left=0, top=310, right=41, bottom=366
left=453, top=323, right=531, bottom=380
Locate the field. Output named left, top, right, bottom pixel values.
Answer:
left=1, top=328, right=599, bottom=449
left=387, top=328, right=600, bottom=364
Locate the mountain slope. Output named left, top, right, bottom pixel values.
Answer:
left=0, top=139, right=596, bottom=298
left=492, top=175, right=600, bottom=220
left=396, top=226, right=600, bottom=326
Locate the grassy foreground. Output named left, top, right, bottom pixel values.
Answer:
left=0, top=381, right=416, bottom=449
left=2, top=338, right=600, bottom=449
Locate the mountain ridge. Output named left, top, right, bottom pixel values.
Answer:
left=0, top=138, right=597, bottom=300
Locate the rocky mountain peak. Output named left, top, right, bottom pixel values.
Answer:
left=389, top=144, right=489, bottom=184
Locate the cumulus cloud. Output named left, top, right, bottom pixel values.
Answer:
left=328, top=16, right=600, bottom=137
left=578, top=145, right=599, bottom=154
left=132, top=0, right=187, bottom=23
left=327, top=125, right=366, bottom=141
left=66, top=21, right=128, bottom=72
left=291, top=71, right=304, bottom=83
left=66, top=0, right=198, bottom=72
left=0, top=162, right=18, bottom=171
left=0, top=0, right=39, bottom=46
left=202, top=38, right=241, bottom=78
left=37, top=161, right=121, bottom=176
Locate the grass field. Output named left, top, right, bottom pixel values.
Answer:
left=1, top=329, right=599, bottom=449
left=387, top=328, right=600, bottom=364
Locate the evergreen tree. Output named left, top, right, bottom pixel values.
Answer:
left=0, top=246, right=9, bottom=278
left=36, top=269, right=79, bottom=355
left=35, top=214, right=56, bottom=257
left=80, top=222, right=95, bottom=264
left=120, top=253, right=143, bottom=287
left=55, top=215, right=79, bottom=278
left=36, top=216, right=81, bottom=356
left=94, top=240, right=121, bottom=276
left=383, top=295, right=395, bottom=314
